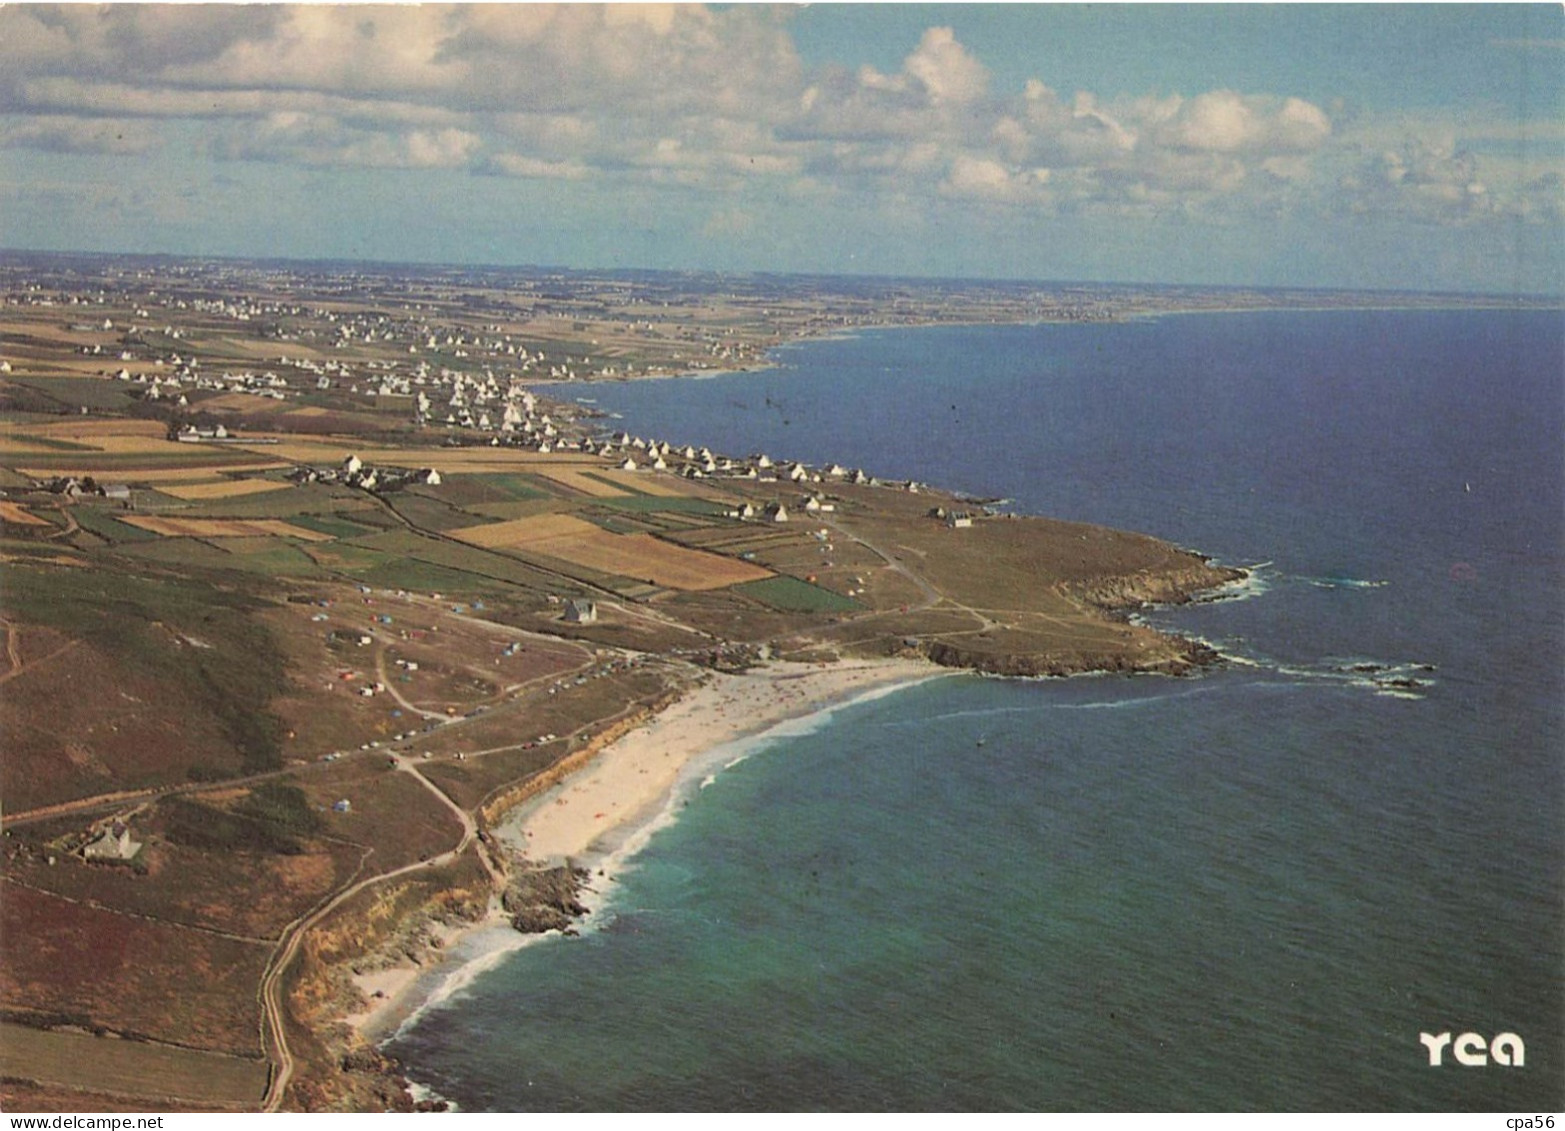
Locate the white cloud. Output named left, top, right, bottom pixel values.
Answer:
left=940, top=154, right=1050, bottom=206
left=0, top=4, right=1555, bottom=241
left=904, top=27, right=990, bottom=107
left=480, top=153, right=590, bottom=181
left=1157, top=91, right=1331, bottom=154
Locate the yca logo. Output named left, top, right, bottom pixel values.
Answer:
left=1420, top=1031, right=1525, bottom=1067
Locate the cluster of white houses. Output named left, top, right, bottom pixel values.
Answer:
left=587, top=431, right=897, bottom=489
left=290, top=454, right=443, bottom=492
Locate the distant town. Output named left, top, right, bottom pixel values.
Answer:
left=0, top=251, right=1538, bottom=1113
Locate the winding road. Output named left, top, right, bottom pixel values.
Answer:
left=258, top=753, right=484, bottom=1111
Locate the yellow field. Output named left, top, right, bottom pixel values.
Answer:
left=0, top=438, right=74, bottom=457
left=26, top=419, right=167, bottom=439
left=0, top=421, right=169, bottom=457
left=0, top=320, right=106, bottom=344
left=0, top=426, right=186, bottom=459
left=15, top=463, right=289, bottom=483
left=0, top=502, right=51, bottom=525
left=554, top=531, right=771, bottom=590
left=452, top=513, right=600, bottom=548
left=414, top=449, right=602, bottom=468
left=198, top=392, right=289, bottom=414
left=533, top=468, right=629, bottom=497
left=591, top=469, right=693, bottom=497
left=229, top=440, right=386, bottom=463
left=156, top=479, right=295, bottom=500
left=450, top=513, right=770, bottom=591
left=119, top=516, right=331, bottom=541
left=73, top=436, right=194, bottom=455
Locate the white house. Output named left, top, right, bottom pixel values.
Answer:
left=82, top=823, right=140, bottom=861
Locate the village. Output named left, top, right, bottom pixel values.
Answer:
left=0, top=252, right=1274, bottom=1113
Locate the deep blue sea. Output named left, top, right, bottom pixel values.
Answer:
left=388, top=309, right=1564, bottom=1111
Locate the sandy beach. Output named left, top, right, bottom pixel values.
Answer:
left=507, top=657, right=943, bottom=865
left=345, top=656, right=945, bottom=1042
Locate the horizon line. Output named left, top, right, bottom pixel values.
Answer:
left=3, top=245, right=1559, bottom=304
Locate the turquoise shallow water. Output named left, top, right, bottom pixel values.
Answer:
left=389, top=309, right=1563, bottom=1111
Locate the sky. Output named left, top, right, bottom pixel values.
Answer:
left=1, top=3, right=1562, bottom=294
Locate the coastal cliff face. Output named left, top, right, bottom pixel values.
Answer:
left=281, top=694, right=687, bottom=1110
left=1065, top=557, right=1246, bottom=612
left=476, top=691, right=682, bottom=829
left=921, top=635, right=1220, bottom=678
left=915, top=553, right=1242, bottom=678
left=285, top=865, right=491, bottom=1112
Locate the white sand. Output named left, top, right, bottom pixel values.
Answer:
left=510, top=658, right=942, bottom=864
left=346, top=656, right=943, bottom=1040
left=342, top=919, right=469, bottom=1037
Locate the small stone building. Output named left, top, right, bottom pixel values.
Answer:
left=564, top=598, right=598, bottom=624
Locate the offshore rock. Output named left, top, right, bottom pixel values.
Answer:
left=504, top=864, right=591, bottom=934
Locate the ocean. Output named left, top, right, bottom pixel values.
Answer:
left=386, top=307, right=1564, bottom=1111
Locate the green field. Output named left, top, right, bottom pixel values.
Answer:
left=597, top=495, right=727, bottom=516
left=176, top=484, right=372, bottom=519
left=349, top=528, right=567, bottom=589
left=425, top=473, right=550, bottom=506
left=10, top=450, right=267, bottom=471
left=0, top=537, right=79, bottom=562
left=285, top=512, right=379, bottom=539
left=5, top=377, right=141, bottom=412
left=111, top=538, right=243, bottom=570
left=388, top=491, right=496, bottom=532
left=71, top=506, right=161, bottom=542
left=733, top=575, right=863, bottom=613
left=353, top=555, right=510, bottom=594
left=204, top=537, right=327, bottom=576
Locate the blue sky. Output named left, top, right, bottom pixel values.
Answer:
left=2, top=4, right=1561, bottom=293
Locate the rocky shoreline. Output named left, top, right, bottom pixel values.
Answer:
left=296, top=550, right=1246, bottom=1110
left=503, top=863, right=593, bottom=935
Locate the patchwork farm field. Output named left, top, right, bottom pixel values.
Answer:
left=119, top=516, right=332, bottom=541
left=589, top=468, right=699, bottom=497
left=448, top=511, right=600, bottom=548
left=0, top=501, right=51, bottom=525
left=449, top=513, right=773, bottom=591
left=16, top=461, right=289, bottom=480
left=0, top=254, right=1249, bottom=1112
left=157, top=479, right=295, bottom=500
left=733, top=574, right=863, bottom=613
left=531, top=466, right=630, bottom=497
